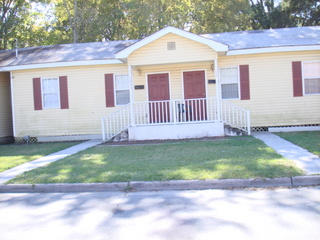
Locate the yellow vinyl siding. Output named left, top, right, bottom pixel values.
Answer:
left=12, top=64, right=128, bottom=137
left=132, top=62, right=216, bottom=102
left=128, top=33, right=217, bottom=66
left=0, top=72, right=12, bottom=137
left=219, top=51, right=320, bottom=127
left=11, top=46, right=320, bottom=138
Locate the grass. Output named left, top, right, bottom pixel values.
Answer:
left=275, top=131, right=320, bottom=157
left=0, top=142, right=81, bottom=173
left=10, top=136, right=304, bottom=184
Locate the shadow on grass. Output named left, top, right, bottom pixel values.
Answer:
left=9, top=137, right=304, bottom=184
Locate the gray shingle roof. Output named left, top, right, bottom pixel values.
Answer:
left=0, top=26, right=319, bottom=68
left=0, top=40, right=137, bottom=67
left=201, top=26, right=320, bottom=50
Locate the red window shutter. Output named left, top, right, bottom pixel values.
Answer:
left=105, top=74, right=115, bottom=107
left=292, top=61, right=303, bottom=97
left=59, top=76, right=69, bottom=109
left=239, top=65, right=250, bottom=100
left=33, top=77, right=42, bottom=110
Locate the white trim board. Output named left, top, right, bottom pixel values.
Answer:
left=227, top=45, right=320, bottom=56
left=116, top=26, right=228, bottom=59
left=0, top=59, right=123, bottom=71
left=268, top=126, right=320, bottom=132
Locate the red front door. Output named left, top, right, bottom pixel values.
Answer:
left=148, top=73, right=170, bottom=123
left=183, top=71, right=207, bottom=121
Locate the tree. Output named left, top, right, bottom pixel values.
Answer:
left=51, top=0, right=126, bottom=43
left=190, top=0, right=252, bottom=34
left=0, top=0, right=29, bottom=49
left=284, top=0, right=320, bottom=26
left=249, top=0, right=293, bottom=29
left=122, top=0, right=192, bottom=39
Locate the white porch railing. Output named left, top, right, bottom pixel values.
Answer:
left=133, top=97, right=218, bottom=125
left=101, top=97, right=251, bottom=141
left=101, top=104, right=130, bottom=142
left=221, top=101, right=251, bottom=135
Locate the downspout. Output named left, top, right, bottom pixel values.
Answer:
left=10, top=72, right=16, bottom=138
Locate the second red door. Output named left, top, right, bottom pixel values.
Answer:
left=183, top=71, right=207, bottom=121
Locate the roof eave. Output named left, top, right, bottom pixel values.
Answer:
left=0, top=59, right=124, bottom=71
left=226, top=45, right=320, bottom=56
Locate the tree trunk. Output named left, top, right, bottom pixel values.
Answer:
left=73, top=0, right=78, bottom=43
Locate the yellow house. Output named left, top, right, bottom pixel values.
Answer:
left=0, top=26, right=319, bottom=142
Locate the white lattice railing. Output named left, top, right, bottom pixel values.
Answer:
left=220, top=101, right=251, bottom=135
left=101, top=104, right=130, bottom=141
left=101, top=97, right=251, bottom=141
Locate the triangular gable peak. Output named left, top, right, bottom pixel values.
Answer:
left=115, top=26, right=228, bottom=60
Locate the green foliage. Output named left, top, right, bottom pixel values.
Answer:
left=0, top=0, right=319, bottom=49
left=191, top=0, right=252, bottom=33
left=249, top=0, right=293, bottom=29
left=0, top=0, right=29, bottom=49
left=283, top=0, right=320, bottom=26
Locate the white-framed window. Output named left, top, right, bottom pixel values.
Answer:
left=115, top=75, right=130, bottom=105
left=303, top=62, right=320, bottom=95
left=42, top=77, right=60, bottom=109
left=220, top=67, right=239, bottom=99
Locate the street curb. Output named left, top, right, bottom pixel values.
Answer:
left=292, top=175, right=320, bottom=187
left=0, top=176, right=319, bottom=193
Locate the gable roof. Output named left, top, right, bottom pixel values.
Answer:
left=0, top=40, right=137, bottom=70
left=0, top=26, right=319, bottom=71
left=115, top=26, right=228, bottom=58
left=202, top=26, right=320, bottom=55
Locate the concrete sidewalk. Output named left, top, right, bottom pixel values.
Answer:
left=253, top=132, right=320, bottom=175
left=0, top=140, right=102, bottom=184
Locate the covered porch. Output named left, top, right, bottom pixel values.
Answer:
left=101, top=61, right=250, bottom=141
left=101, top=27, right=250, bottom=141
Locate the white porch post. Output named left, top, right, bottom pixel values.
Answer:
left=215, top=58, right=222, bottom=122
left=128, top=65, right=135, bottom=126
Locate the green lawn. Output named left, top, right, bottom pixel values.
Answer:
left=276, top=131, right=320, bottom=157
left=0, top=142, right=81, bottom=173
left=10, top=136, right=304, bottom=184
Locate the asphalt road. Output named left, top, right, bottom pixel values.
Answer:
left=1, top=187, right=319, bottom=240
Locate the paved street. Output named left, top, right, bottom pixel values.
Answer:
left=1, top=187, right=319, bottom=240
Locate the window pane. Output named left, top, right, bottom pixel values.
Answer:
left=221, top=83, right=239, bottom=99
left=43, top=94, right=59, bottom=108
left=115, top=75, right=129, bottom=90
left=304, top=62, right=320, bottom=78
left=220, top=67, right=238, bottom=84
left=43, top=78, right=59, bottom=93
left=305, top=78, right=320, bottom=94
left=42, top=78, right=59, bottom=108
left=116, top=90, right=130, bottom=105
